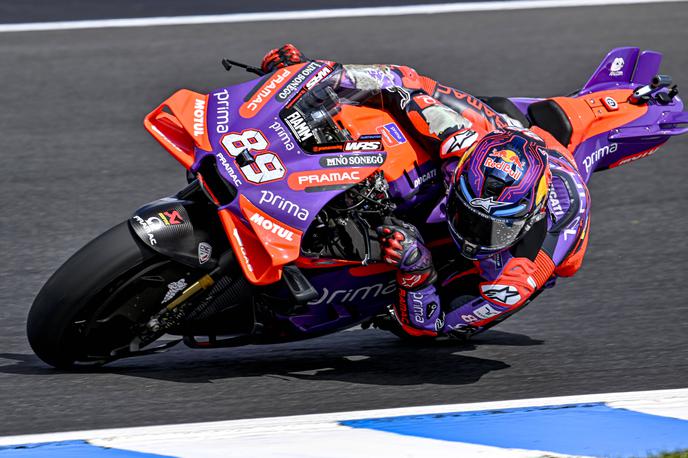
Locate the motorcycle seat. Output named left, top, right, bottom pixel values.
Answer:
left=480, top=96, right=531, bottom=128
left=527, top=100, right=573, bottom=148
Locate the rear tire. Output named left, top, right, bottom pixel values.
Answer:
left=27, top=222, right=161, bottom=368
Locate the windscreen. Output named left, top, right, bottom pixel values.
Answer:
left=279, top=66, right=383, bottom=152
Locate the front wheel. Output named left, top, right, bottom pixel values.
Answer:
left=27, top=222, right=202, bottom=368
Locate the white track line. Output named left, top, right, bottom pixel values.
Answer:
left=0, top=0, right=685, bottom=33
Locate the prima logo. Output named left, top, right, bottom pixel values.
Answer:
left=410, top=291, right=425, bottom=323
left=214, top=89, right=230, bottom=134
left=583, top=143, right=618, bottom=172
left=308, top=280, right=396, bottom=305
left=258, top=190, right=310, bottom=221
left=269, top=120, right=295, bottom=151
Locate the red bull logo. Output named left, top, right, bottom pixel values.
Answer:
left=490, top=149, right=525, bottom=169
left=484, top=149, right=525, bottom=181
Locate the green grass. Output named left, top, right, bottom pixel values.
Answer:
left=644, top=451, right=688, bottom=458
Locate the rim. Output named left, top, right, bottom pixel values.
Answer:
left=65, top=260, right=201, bottom=364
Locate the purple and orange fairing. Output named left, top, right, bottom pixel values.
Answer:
left=144, top=63, right=439, bottom=285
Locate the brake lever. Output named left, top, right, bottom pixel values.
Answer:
left=221, top=58, right=265, bottom=76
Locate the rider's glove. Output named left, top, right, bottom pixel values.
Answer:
left=377, top=220, right=442, bottom=336
left=261, top=44, right=308, bottom=73
left=377, top=220, right=437, bottom=289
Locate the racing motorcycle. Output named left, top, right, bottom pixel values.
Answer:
left=27, top=47, right=688, bottom=368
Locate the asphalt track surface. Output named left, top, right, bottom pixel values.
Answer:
left=0, top=2, right=687, bottom=437
left=0, top=0, right=499, bottom=24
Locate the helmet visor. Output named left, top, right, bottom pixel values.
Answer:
left=447, top=187, right=528, bottom=253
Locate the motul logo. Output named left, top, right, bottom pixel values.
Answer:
left=193, top=98, right=205, bottom=137
left=249, top=213, right=294, bottom=241
left=344, top=141, right=382, bottom=151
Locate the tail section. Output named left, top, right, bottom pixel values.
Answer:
left=580, top=47, right=663, bottom=94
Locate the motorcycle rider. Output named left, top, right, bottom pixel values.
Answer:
left=262, top=44, right=591, bottom=338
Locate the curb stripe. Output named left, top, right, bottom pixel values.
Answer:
left=0, top=440, right=172, bottom=457
left=342, top=402, right=688, bottom=457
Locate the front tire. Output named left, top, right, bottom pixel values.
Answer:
left=27, top=222, right=182, bottom=368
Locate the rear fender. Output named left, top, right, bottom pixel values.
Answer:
left=129, top=189, right=228, bottom=270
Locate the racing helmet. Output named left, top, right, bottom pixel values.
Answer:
left=446, top=128, right=551, bottom=260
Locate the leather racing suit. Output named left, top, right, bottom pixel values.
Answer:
left=262, top=45, right=592, bottom=337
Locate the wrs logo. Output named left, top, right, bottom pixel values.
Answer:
left=305, top=65, right=333, bottom=90
left=344, top=140, right=383, bottom=151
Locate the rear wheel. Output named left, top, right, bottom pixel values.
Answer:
left=27, top=222, right=202, bottom=368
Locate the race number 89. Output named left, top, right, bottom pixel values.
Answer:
left=220, top=129, right=286, bottom=184
left=221, top=130, right=269, bottom=157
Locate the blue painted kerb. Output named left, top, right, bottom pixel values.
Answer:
left=0, top=440, right=172, bottom=457
left=341, top=402, right=688, bottom=457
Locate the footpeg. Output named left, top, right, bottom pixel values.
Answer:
left=282, top=265, right=318, bottom=303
